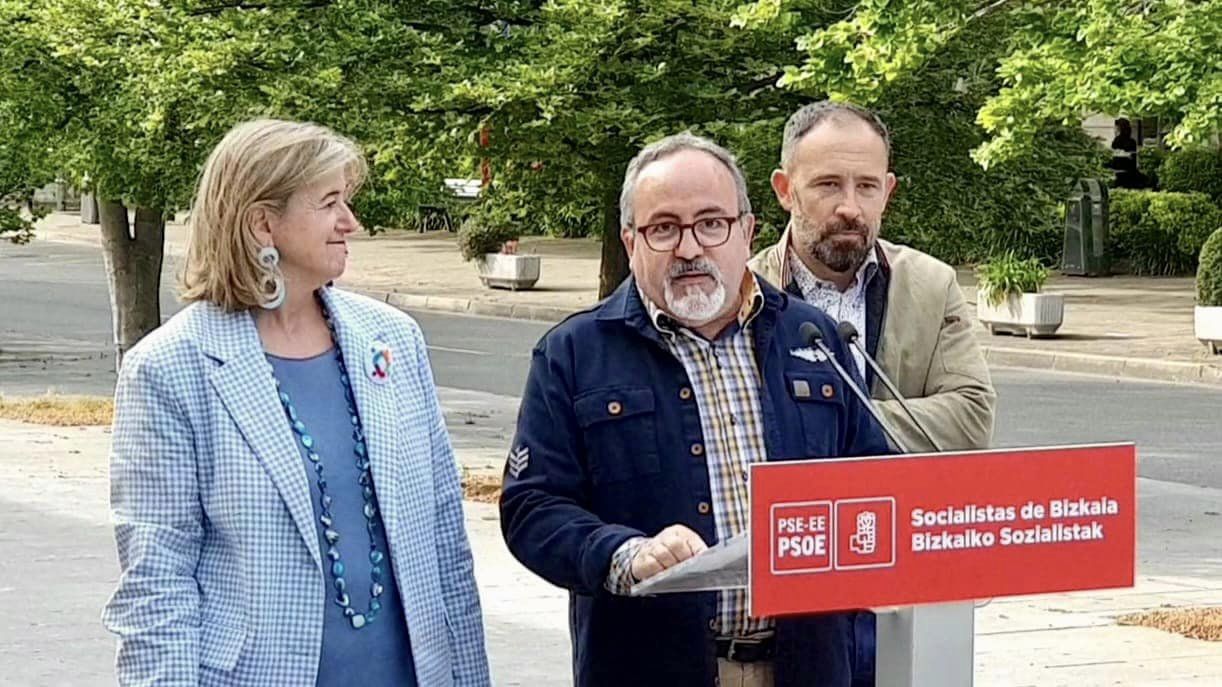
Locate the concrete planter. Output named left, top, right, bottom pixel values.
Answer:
left=477, top=253, right=540, bottom=291
left=1195, top=306, right=1222, bottom=355
left=977, top=292, right=1064, bottom=338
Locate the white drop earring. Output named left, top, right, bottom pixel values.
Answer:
left=258, top=245, right=286, bottom=310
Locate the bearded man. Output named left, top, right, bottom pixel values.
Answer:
left=750, top=100, right=996, bottom=686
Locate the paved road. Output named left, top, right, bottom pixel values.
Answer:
left=4, top=240, right=1222, bottom=489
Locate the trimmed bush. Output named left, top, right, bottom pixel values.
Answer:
left=1137, top=147, right=1169, bottom=188
left=457, top=218, right=519, bottom=262
left=1199, top=229, right=1222, bottom=307
left=1161, top=148, right=1222, bottom=203
left=1108, top=190, right=1221, bottom=276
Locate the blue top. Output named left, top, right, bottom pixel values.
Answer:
left=268, top=350, right=418, bottom=687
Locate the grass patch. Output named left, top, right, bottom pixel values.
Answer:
left=0, top=394, right=113, bottom=426
left=1119, top=607, right=1222, bottom=641
left=462, top=470, right=502, bottom=503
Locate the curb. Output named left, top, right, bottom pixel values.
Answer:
left=361, top=285, right=1222, bottom=388
left=984, top=346, right=1222, bottom=387
left=355, top=289, right=576, bottom=324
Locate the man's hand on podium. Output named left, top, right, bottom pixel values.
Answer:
left=631, top=524, right=710, bottom=582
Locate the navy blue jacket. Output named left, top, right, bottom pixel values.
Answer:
left=500, top=277, right=891, bottom=687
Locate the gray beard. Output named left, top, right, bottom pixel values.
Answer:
left=808, top=234, right=871, bottom=274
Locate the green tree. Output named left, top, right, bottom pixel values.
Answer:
left=0, top=0, right=62, bottom=243
left=7, top=0, right=508, bottom=364
left=440, top=0, right=855, bottom=296
left=740, top=0, right=1221, bottom=167
left=733, top=0, right=1107, bottom=263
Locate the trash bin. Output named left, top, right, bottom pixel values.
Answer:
left=1061, top=178, right=1110, bottom=276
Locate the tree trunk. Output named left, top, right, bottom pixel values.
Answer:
left=598, top=190, right=629, bottom=299
left=99, top=200, right=165, bottom=371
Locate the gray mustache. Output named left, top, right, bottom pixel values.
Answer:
left=669, top=260, right=719, bottom=278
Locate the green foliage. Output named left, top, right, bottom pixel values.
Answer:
left=1198, top=229, right=1222, bottom=307
left=975, top=253, right=1049, bottom=306
left=1137, top=147, right=1169, bottom=188
left=457, top=216, right=520, bottom=263
left=1160, top=148, right=1222, bottom=203
left=446, top=0, right=851, bottom=240
left=752, top=223, right=781, bottom=254
left=870, top=13, right=1104, bottom=264
left=1108, top=190, right=1222, bottom=276
left=734, top=2, right=1106, bottom=264
left=0, top=205, right=44, bottom=244
left=6, top=1, right=515, bottom=217
left=741, top=0, right=1222, bottom=167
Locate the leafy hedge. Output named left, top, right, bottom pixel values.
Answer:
left=1109, top=190, right=1222, bottom=275
left=1160, top=148, right=1222, bottom=203
left=1198, top=228, right=1222, bottom=307
left=1137, top=147, right=1168, bottom=188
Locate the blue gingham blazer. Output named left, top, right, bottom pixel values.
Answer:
left=102, top=287, right=490, bottom=686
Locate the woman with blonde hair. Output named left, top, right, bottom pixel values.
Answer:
left=102, top=119, right=490, bottom=686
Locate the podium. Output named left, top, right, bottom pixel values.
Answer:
left=632, top=444, right=1137, bottom=687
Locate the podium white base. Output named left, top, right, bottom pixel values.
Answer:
left=876, top=602, right=974, bottom=687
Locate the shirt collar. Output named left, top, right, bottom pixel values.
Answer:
left=638, top=271, right=764, bottom=338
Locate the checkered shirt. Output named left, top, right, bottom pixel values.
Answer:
left=605, top=274, right=773, bottom=637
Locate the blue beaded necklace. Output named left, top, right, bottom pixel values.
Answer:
left=272, top=299, right=386, bottom=630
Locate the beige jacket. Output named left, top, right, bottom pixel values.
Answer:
left=749, top=228, right=996, bottom=452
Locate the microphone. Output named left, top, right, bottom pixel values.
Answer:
left=836, top=321, right=943, bottom=452
left=798, top=321, right=910, bottom=453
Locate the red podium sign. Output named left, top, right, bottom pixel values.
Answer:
left=749, top=444, right=1136, bottom=617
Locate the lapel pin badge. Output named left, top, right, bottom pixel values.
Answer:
left=366, top=338, right=393, bottom=384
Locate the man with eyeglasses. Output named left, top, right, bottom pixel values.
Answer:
left=750, top=101, right=996, bottom=686
left=500, top=133, right=891, bottom=687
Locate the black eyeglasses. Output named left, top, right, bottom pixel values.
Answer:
left=636, top=216, right=740, bottom=252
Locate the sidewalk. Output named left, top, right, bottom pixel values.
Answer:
left=2, top=419, right=1220, bottom=685
left=33, top=213, right=1222, bottom=386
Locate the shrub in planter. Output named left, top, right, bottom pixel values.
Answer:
left=975, top=253, right=1062, bottom=337
left=1199, top=229, right=1222, bottom=307
left=1161, top=148, right=1222, bottom=203
left=976, top=253, right=1049, bottom=306
left=457, top=219, right=519, bottom=262
left=1196, top=229, right=1222, bottom=353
